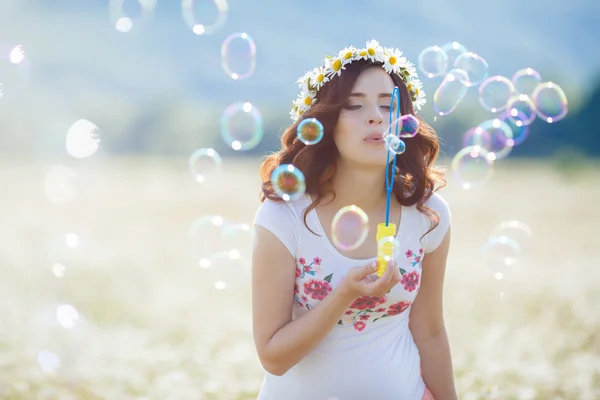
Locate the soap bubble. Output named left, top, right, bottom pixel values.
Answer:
left=331, top=205, right=369, bottom=252
left=417, top=46, right=448, bottom=78
left=221, top=32, right=257, bottom=80
left=188, top=148, right=222, bottom=183
left=512, top=68, right=542, bottom=97
left=433, top=69, right=470, bottom=115
left=532, top=82, right=568, bottom=123
left=271, top=164, right=306, bottom=201
left=478, top=76, right=515, bottom=113
left=220, top=102, right=263, bottom=150
left=451, top=146, right=494, bottom=189
left=297, top=118, right=324, bottom=145
left=454, top=52, right=489, bottom=86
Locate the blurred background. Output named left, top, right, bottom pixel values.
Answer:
left=1, top=0, right=599, bottom=399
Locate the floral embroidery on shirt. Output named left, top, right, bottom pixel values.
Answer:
left=294, top=256, right=330, bottom=309
left=296, top=256, right=322, bottom=278
left=401, top=270, right=420, bottom=292
left=405, top=248, right=424, bottom=267
left=338, top=296, right=413, bottom=332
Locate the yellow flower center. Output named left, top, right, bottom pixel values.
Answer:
left=415, top=88, right=419, bottom=95
left=360, top=50, right=367, bottom=56
left=389, top=56, right=397, bottom=65
left=408, top=84, right=413, bottom=91
left=332, top=59, right=342, bottom=71
left=368, top=48, right=375, bottom=56
left=304, top=97, right=313, bottom=106
left=344, top=51, right=353, bottom=59
left=317, top=74, right=324, bottom=83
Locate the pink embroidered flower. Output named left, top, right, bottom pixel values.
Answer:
left=388, top=300, right=411, bottom=315
left=415, top=256, right=421, bottom=263
left=294, top=283, right=299, bottom=294
left=359, top=314, right=371, bottom=321
left=296, top=267, right=302, bottom=277
left=303, top=265, right=311, bottom=273
left=313, top=257, right=322, bottom=265
left=375, top=307, right=386, bottom=313
left=405, top=249, right=413, bottom=258
left=354, top=321, right=366, bottom=332
left=419, top=248, right=424, bottom=255
left=303, top=279, right=332, bottom=300
left=401, top=271, right=420, bottom=292
left=301, top=295, right=308, bottom=302
left=298, top=257, right=306, bottom=264
left=350, top=296, right=386, bottom=310
left=345, top=310, right=353, bottom=315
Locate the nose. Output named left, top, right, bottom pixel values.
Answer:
left=367, top=107, right=384, bottom=125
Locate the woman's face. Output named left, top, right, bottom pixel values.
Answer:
left=332, top=67, right=398, bottom=169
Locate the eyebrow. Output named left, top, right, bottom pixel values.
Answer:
left=349, top=93, right=393, bottom=98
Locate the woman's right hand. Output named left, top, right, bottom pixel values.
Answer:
left=339, top=259, right=401, bottom=300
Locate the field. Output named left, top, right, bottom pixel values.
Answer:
left=1, top=157, right=599, bottom=400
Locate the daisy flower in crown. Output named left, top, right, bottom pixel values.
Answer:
left=290, top=39, right=426, bottom=121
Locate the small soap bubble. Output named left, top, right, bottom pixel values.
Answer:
left=271, top=164, right=306, bottom=201
left=483, top=235, right=522, bottom=277
left=297, top=118, right=324, bottom=145
left=512, top=68, right=542, bottom=97
left=188, top=148, right=222, bottom=183
left=496, top=110, right=530, bottom=146
left=377, top=236, right=401, bottom=262
left=462, top=127, right=491, bottom=150
left=453, top=52, right=489, bottom=86
left=56, top=304, right=79, bottom=329
left=475, top=118, right=515, bottom=160
left=221, top=32, right=257, bottom=80
left=37, top=351, right=61, bottom=373
left=384, top=135, right=405, bottom=155
left=491, top=220, right=533, bottom=255
left=387, top=114, right=420, bottom=139
left=478, top=76, right=515, bottom=113
left=204, top=250, right=250, bottom=290
left=417, top=46, right=448, bottom=78
left=506, top=94, right=537, bottom=127
left=181, top=0, right=229, bottom=35
left=440, top=41, right=469, bottom=66
left=66, top=119, right=101, bottom=159
left=189, top=215, right=229, bottom=261
left=331, top=205, right=369, bottom=252
left=451, top=146, right=494, bottom=189
left=532, top=82, right=568, bottom=123
left=220, top=102, right=263, bottom=151
left=108, top=0, right=156, bottom=32
left=9, top=45, right=25, bottom=64
left=433, top=69, right=470, bottom=115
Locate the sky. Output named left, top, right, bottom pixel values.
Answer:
left=0, top=0, right=598, bottom=154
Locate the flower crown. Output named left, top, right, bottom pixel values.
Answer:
left=290, top=39, right=426, bottom=121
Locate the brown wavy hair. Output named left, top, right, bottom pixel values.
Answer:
left=259, top=59, right=446, bottom=240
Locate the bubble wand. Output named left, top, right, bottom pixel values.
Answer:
left=376, top=86, right=403, bottom=277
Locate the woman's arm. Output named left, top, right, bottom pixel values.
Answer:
left=252, top=226, right=356, bottom=376
left=409, top=227, right=458, bottom=400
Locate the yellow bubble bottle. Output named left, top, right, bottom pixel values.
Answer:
left=376, top=222, right=397, bottom=277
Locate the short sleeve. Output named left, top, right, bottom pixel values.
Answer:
left=253, top=198, right=300, bottom=258
left=423, top=193, right=451, bottom=254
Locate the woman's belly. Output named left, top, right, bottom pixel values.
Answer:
left=257, top=320, right=425, bottom=400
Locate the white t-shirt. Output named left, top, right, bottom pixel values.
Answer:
left=253, top=192, right=451, bottom=400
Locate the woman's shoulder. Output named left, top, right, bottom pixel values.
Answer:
left=424, top=191, right=451, bottom=218
left=253, top=195, right=307, bottom=225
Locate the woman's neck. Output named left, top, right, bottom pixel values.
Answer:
left=324, top=162, right=389, bottom=212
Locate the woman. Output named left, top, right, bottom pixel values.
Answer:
left=251, top=40, right=458, bottom=400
